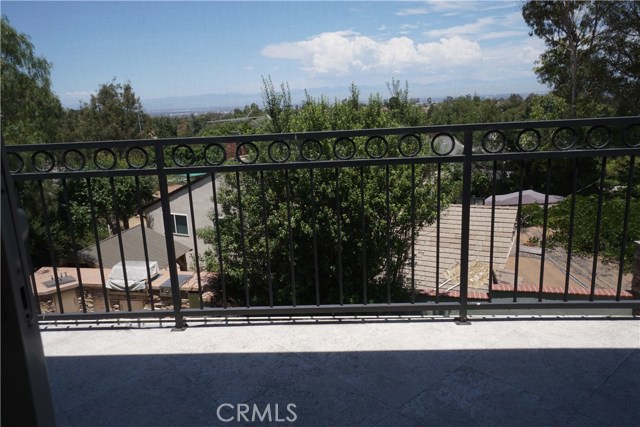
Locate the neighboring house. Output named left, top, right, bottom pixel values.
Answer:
left=143, top=173, right=225, bottom=269
left=79, top=224, right=192, bottom=271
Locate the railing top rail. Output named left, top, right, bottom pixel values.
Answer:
left=4, top=116, right=640, bottom=152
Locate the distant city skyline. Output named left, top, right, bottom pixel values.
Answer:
left=3, top=1, right=548, bottom=110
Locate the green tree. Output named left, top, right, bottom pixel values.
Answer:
left=198, top=82, right=460, bottom=306
left=522, top=1, right=638, bottom=117
left=261, top=75, right=293, bottom=133
left=67, top=174, right=156, bottom=235
left=1, top=17, right=70, bottom=268
left=59, top=80, right=157, bottom=234
left=68, top=79, right=149, bottom=141
left=544, top=195, right=639, bottom=271
left=598, top=2, right=640, bottom=116
left=385, top=78, right=426, bottom=126
left=1, top=16, right=62, bottom=145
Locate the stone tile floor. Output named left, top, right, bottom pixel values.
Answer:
left=42, top=315, right=640, bottom=427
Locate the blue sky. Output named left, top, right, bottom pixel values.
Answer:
left=3, top=1, right=548, bottom=110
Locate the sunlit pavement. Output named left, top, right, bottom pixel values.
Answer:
left=42, top=315, right=639, bottom=427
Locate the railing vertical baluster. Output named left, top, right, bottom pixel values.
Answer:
left=17, top=188, right=43, bottom=313
left=210, top=173, right=226, bottom=308
left=285, top=170, right=296, bottom=306
left=616, top=155, right=635, bottom=300
left=134, top=175, right=155, bottom=311
left=538, top=159, right=552, bottom=302
left=590, top=157, right=607, bottom=300
left=61, top=179, right=87, bottom=313
left=235, top=171, right=250, bottom=308
left=458, top=130, right=473, bottom=322
left=360, top=167, right=367, bottom=304
left=259, top=171, right=273, bottom=307
left=310, top=169, right=320, bottom=306
left=436, top=163, right=442, bottom=303
left=109, top=177, right=131, bottom=311
left=513, top=161, right=525, bottom=302
left=335, top=168, right=344, bottom=305
left=86, top=178, right=109, bottom=312
left=410, top=163, right=416, bottom=304
left=186, top=173, right=203, bottom=309
left=385, top=165, right=391, bottom=304
left=564, top=159, right=579, bottom=301
left=488, top=161, right=498, bottom=302
left=37, top=180, right=64, bottom=313
left=155, top=142, right=184, bottom=329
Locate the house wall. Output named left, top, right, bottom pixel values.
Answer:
left=145, top=174, right=224, bottom=269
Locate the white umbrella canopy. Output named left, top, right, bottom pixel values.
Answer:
left=484, top=189, right=565, bottom=206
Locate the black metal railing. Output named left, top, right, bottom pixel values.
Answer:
left=3, top=117, right=640, bottom=328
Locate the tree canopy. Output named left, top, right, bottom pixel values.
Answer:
left=1, top=16, right=62, bottom=145
left=522, top=1, right=640, bottom=117
left=62, top=80, right=150, bottom=141
left=197, top=80, right=459, bottom=306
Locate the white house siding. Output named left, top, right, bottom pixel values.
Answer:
left=144, top=174, right=225, bottom=269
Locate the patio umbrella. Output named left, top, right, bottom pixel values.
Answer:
left=484, top=189, right=565, bottom=206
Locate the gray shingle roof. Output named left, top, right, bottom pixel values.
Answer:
left=79, top=225, right=191, bottom=269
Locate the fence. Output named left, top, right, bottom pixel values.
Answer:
left=4, top=116, right=639, bottom=328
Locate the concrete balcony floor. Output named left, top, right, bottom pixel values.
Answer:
left=42, top=315, right=639, bottom=427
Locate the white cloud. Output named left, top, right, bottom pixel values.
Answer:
left=396, top=7, right=430, bottom=17
left=424, top=13, right=527, bottom=41
left=426, top=16, right=495, bottom=38
left=396, top=1, right=509, bottom=16
left=400, top=23, right=420, bottom=31
left=378, top=24, right=387, bottom=31
left=472, top=37, right=545, bottom=81
left=261, top=31, right=482, bottom=75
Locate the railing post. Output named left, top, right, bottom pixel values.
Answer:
left=155, top=142, right=185, bottom=329
left=458, top=130, right=472, bottom=323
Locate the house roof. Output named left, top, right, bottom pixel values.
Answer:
left=143, top=173, right=212, bottom=212
left=78, top=225, right=192, bottom=269
left=411, top=204, right=518, bottom=291
left=484, top=189, right=564, bottom=206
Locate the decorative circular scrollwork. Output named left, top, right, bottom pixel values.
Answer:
left=333, top=137, right=356, bottom=160
left=398, top=134, right=422, bottom=157
left=204, top=143, right=226, bottom=166
left=237, top=141, right=259, bottom=164
left=32, top=150, right=55, bottom=172
left=7, top=153, right=24, bottom=173
left=171, top=145, right=195, bottom=167
left=585, top=126, right=611, bottom=149
left=623, top=124, right=640, bottom=148
left=299, top=139, right=323, bottom=161
left=365, top=136, right=388, bottom=159
left=552, top=127, right=578, bottom=151
left=515, top=128, right=541, bottom=152
left=93, top=148, right=117, bottom=170
left=430, top=132, right=456, bottom=156
left=63, top=149, right=86, bottom=171
left=268, top=140, right=291, bottom=163
left=126, top=147, right=149, bottom=169
left=481, top=130, right=506, bottom=153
